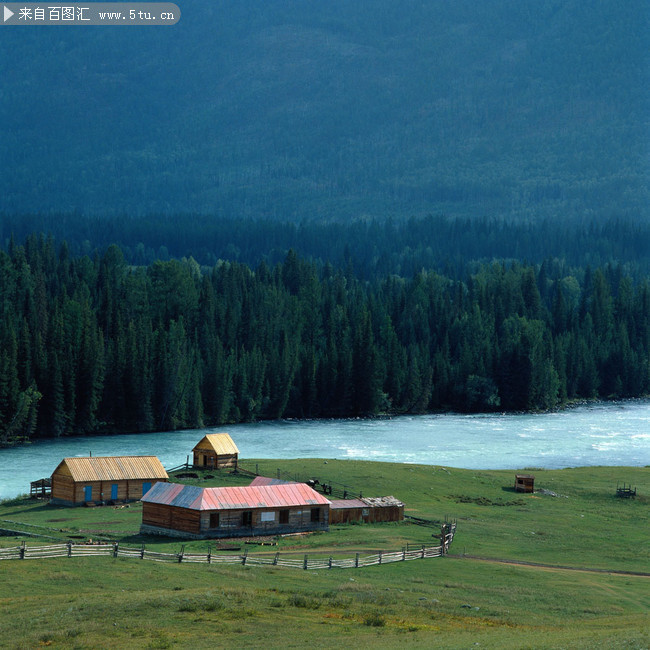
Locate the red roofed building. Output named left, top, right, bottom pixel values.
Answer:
left=140, top=482, right=330, bottom=539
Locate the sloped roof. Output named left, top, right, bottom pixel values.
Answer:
left=193, top=433, right=239, bottom=456
left=329, top=499, right=366, bottom=510
left=52, top=456, right=168, bottom=482
left=249, top=476, right=293, bottom=486
left=142, top=482, right=330, bottom=511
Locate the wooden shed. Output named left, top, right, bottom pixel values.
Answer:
left=514, top=474, right=535, bottom=493
left=192, top=433, right=239, bottom=469
left=140, top=482, right=331, bottom=539
left=50, top=456, right=168, bottom=506
left=329, top=496, right=404, bottom=524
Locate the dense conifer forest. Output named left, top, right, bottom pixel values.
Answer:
left=0, top=2, right=647, bottom=442
left=2, top=213, right=649, bottom=280
left=1, top=229, right=648, bottom=443
left=1, top=1, right=647, bottom=221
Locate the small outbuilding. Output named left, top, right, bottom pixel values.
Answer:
left=140, top=482, right=330, bottom=539
left=514, top=474, right=535, bottom=493
left=50, top=456, right=168, bottom=506
left=192, top=433, right=239, bottom=469
left=329, top=496, right=405, bottom=524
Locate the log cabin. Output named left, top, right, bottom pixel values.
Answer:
left=192, top=433, right=239, bottom=469
left=140, top=481, right=330, bottom=539
left=50, top=456, right=168, bottom=506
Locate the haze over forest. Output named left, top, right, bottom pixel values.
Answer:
left=1, top=0, right=647, bottom=223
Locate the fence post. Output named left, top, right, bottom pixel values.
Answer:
left=355, top=552, right=359, bottom=568
left=242, top=549, right=248, bottom=565
left=273, top=552, right=279, bottom=566
left=140, top=544, right=145, bottom=560
left=178, top=545, right=185, bottom=563
left=113, top=542, right=119, bottom=558
left=378, top=551, right=382, bottom=565
left=421, top=545, right=425, bottom=559
left=441, top=524, right=448, bottom=555
left=303, top=554, right=308, bottom=570
left=19, top=541, right=25, bottom=560
left=329, top=556, right=332, bottom=569
left=67, top=541, right=72, bottom=557
left=207, top=545, right=211, bottom=564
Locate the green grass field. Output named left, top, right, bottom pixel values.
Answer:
left=1, top=460, right=648, bottom=648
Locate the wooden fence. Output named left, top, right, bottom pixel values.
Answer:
left=0, top=524, right=455, bottom=570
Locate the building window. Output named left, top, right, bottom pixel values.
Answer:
left=242, top=510, right=253, bottom=527
left=279, top=509, right=289, bottom=524
left=210, top=513, right=220, bottom=528
left=310, top=508, right=320, bottom=523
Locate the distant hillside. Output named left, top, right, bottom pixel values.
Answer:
left=0, top=0, right=647, bottom=221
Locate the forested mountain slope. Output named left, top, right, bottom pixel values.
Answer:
left=1, top=0, right=647, bottom=221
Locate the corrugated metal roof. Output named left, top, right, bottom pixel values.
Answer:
left=142, top=482, right=330, bottom=511
left=142, top=482, right=202, bottom=507
left=193, top=433, right=239, bottom=456
left=249, top=476, right=293, bottom=486
left=54, top=456, right=168, bottom=482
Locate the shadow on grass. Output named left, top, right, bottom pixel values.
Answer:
left=0, top=501, right=56, bottom=515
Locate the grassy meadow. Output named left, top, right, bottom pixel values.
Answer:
left=1, top=460, right=648, bottom=648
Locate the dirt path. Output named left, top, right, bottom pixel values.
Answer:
left=449, top=554, right=650, bottom=577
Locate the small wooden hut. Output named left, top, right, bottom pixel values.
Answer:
left=329, top=496, right=404, bottom=524
left=514, top=474, right=535, bottom=493
left=192, top=433, right=239, bottom=469
left=140, top=482, right=330, bottom=539
left=50, top=456, right=168, bottom=506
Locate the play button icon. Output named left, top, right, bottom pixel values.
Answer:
left=4, top=5, right=14, bottom=21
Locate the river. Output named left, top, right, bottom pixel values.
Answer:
left=1, top=400, right=649, bottom=500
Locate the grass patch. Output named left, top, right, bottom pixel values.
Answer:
left=0, top=461, right=648, bottom=648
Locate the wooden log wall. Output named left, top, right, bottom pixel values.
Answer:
left=143, top=505, right=329, bottom=538
left=193, top=451, right=238, bottom=469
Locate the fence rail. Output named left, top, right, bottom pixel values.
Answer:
left=0, top=524, right=455, bottom=570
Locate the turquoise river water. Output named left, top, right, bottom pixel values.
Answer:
left=1, top=400, right=648, bottom=500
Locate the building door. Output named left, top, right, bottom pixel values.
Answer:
left=242, top=510, right=253, bottom=527
left=111, top=484, right=118, bottom=500
left=142, top=482, right=152, bottom=496
left=84, top=485, right=92, bottom=502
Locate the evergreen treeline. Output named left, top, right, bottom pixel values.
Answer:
left=1, top=234, right=649, bottom=443
left=2, top=214, right=650, bottom=281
